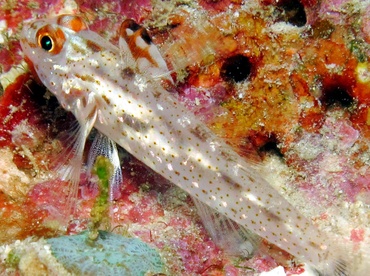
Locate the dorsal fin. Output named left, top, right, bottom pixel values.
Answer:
left=118, top=19, right=174, bottom=87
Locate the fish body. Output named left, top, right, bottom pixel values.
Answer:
left=20, top=15, right=345, bottom=274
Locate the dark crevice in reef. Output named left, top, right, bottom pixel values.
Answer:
left=220, top=54, right=252, bottom=83
left=249, top=133, right=284, bottom=159
left=258, top=140, right=284, bottom=159
left=276, top=0, right=307, bottom=27
left=320, top=84, right=355, bottom=109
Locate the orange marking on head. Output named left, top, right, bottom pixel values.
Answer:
left=21, top=37, right=37, bottom=49
left=86, top=40, right=103, bottom=52
left=119, top=19, right=159, bottom=67
left=36, top=25, right=66, bottom=54
left=57, top=15, right=88, bottom=32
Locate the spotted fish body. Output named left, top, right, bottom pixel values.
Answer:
left=21, top=15, right=344, bottom=274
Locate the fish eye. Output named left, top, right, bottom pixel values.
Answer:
left=40, top=35, right=53, bottom=51
left=36, top=26, right=65, bottom=54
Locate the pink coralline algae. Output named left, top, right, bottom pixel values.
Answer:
left=1, top=0, right=370, bottom=275
left=285, top=115, right=366, bottom=204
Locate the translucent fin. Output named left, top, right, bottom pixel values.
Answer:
left=119, top=19, right=174, bottom=85
left=50, top=110, right=96, bottom=221
left=345, top=246, right=370, bottom=276
left=314, top=256, right=348, bottom=276
left=51, top=118, right=81, bottom=174
left=317, top=242, right=370, bottom=276
left=192, top=197, right=260, bottom=258
left=86, top=131, right=123, bottom=201
left=332, top=260, right=348, bottom=276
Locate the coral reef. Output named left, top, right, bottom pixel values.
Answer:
left=0, top=0, right=370, bottom=275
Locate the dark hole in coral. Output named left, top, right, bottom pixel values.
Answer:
left=278, top=0, right=307, bottom=27
left=220, top=55, right=252, bottom=83
left=258, top=141, right=284, bottom=158
left=320, top=85, right=354, bottom=108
